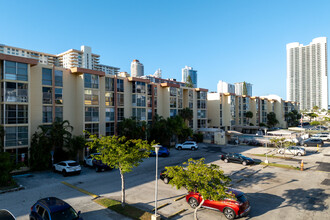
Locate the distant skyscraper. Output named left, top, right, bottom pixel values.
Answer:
left=286, top=37, right=328, bottom=110
left=154, top=68, right=162, bottom=78
left=182, top=66, right=197, bottom=88
left=234, top=82, right=252, bottom=96
left=217, top=80, right=235, bottom=93
left=131, top=59, right=144, bottom=77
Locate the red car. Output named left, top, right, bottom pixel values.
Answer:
left=185, top=188, right=250, bottom=219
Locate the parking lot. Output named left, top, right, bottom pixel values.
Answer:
left=2, top=142, right=330, bottom=219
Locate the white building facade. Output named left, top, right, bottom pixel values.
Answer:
left=131, top=59, right=144, bottom=77
left=234, top=82, right=252, bottom=96
left=286, top=37, right=328, bottom=110
left=217, top=80, right=235, bottom=94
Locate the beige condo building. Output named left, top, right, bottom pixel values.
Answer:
left=0, top=46, right=208, bottom=162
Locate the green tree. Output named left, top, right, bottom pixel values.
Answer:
left=242, top=81, right=248, bottom=96
left=165, top=158, right=233, bottom=220
left=244, top=111, right=253, bottom=125
left=68, top=135, right=86, bottom=161
left=117, top=117, right=146, bottom=140
left=312, top=106, right=319, bottom=112
left=167, top=115, right=192, bottom=143
left=307, top=113, right=318, bottom=121
left=0, top=152, right=16, bottom=187
left=310, top=121, right=321, bottom=126
left=179, top=107, right=193, bottom=124
left=285, top=110, right=301, bottom=127
left=87, top=135, right=155, bottom=206
left=29, top=130, right=52, bottom=170
left=149, top=114, right=171, bottom=145
left=267, top=112, right=279, bottom=128
left=185, top=75, right=194, bottom=88
left=0, top=126, right=5, bottom=152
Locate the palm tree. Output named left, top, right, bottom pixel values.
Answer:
left=179, top=107, right=193, bottom=125
left=0, top=126, right=5, bottom=152
left=244, top=111, right=253, bottom=125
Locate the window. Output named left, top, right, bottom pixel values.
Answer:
left=132, top=81, right=145, bottom=93
left=105, top=92, right=114, bottom=106
left=170, top=97, right=176, bottom=108
left=178, top=99, right=183, bottom=108
left=170, top=109, right=177, bottom=117
left=117, top=79, right=124, bottom=92
left=85, top=123, right=99, bottom=137
left=197, top=91, right=207, bottom=100
left=55, top=70, right=63, bottom=87
left=197, top=100, right=206, bottom=109
left=84, top=89, right=99, bottom=105
left=42, top=68, right=52, bottom=85
left=132, top=108, right=146, bottom=121
left=105, top=77, right=114, bottom=91
left=106, top=122, right=115, bottom=136
left=198, top=119, right=207, bottom=128
left=117, top=108, right=124, bottom=121
left=5, top=82, right=28, bottom=102
left=198, top=110, right=206, bottom=119
left=4, top=104, right=28, bottom=124
left=55, top=106, right=63, bottom=122
left=170, top=87, right=177, bottom=96
left=55, top=88, right=63, bottom=104
left=4, top=61, right=28, bottom=81
left=85, top=107, right=99, bottom=122
left=148, top=109, right=152, bottom=121
left=84, top=73, right=99, bottom=88
left=43, top=106, right=52, bottom=123
left=5, top=126, right=28, bottom=147
left=117, top=93, right=124, bottom=106
left=105, top=108, right=115, bottom=121
left=148, top=84, right=152, bottom=95
left=42, top=87, right=52, bottom=104
left=132, top=94, right=146, bottom=107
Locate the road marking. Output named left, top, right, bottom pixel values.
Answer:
left=152, top=202, right=170, bottom=211
left=168, top=209, right=187, bottom=218
left=236, top=178, right=244, bottom=183
left=174, top=195, right=186, bottom=201
left=61, top=181, right=99, bottom=198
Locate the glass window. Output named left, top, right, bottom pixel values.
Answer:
left=148, top=109, right=152, bottom=121
left=198, top=119, right=207, bottom=128
left=43, top=87, right=52, bottom=104
left=105, top=108, right=115, bottom=122
left=132, top=81, right=146, bottom=93
left=106, top=122, right=115, bottom=136
left=105, top=77, right=114, bottom=91
left=55, top=88, right=62, bottom=104
left=55, top=70, right=63, bottom=87
left=4, top=61, right=28, bottom=81
left=105, top=92, right=114, bottom=106
left=42, top=68, right=52, bottom=86
left=85, top=123, right=99, bottom=138
left=5, top=126, right=28, bottom=147
left=170, top=97, right=176, bottom=108
left=4, top=82, right=28, bottom=102
left=55, top=106, right=63, bottom=122
left=132, top=108, right=146, bottom=121
left=84, top=89, right=99, bottom=105
left=85, top=107, right=99, bottom=122
left=84, top=73, right=99, bottom=89
left=43, top=106, right=52, bottom=123
left=170, top=87, right=177, bottom=96
left=132, top=94, right=146, bottom=107
left=170, top=109, right=177, bottom=117
left=117, top=79, right=124, bottom=92
left=4, top=104, right=28, bottom=124
left=178, top=99, right=183, bottom=109
left=198, top=110, right=206, bottom=119
left=117, top=93, right=124, bottom=106
left=117, top=108, right=124, bottom=121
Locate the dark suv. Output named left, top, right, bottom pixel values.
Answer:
left=93, top=159, right=112, bottom=172
left=30, top=197, right=82, bottom=220
left=221, top=153, right=254, bottom=166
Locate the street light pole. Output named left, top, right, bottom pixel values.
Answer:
left=152, top=145, right=161, bottom=220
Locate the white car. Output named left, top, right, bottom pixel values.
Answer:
left=83, top=153, right=100, bottom=167
left=53, top=160, right=81, bottom=176
left=311, top=134, right=329, bottom=141
left=278, top=146, right=306, bottom=156
left=175, top=141, right=198, bottom=151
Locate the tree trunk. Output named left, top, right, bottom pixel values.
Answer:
left=119, top=168, right=125, bottom=206
left=194, top=199, right=204, bottom=220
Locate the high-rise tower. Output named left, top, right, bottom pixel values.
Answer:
left=131, top=59, right=144, bottom=77
left=182, top=66, right=197, bottom=88
left=286, top=37, right=328, bottom=110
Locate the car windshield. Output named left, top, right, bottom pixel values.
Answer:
left=237, top=194, right=247, bottom=203
left=67, top=162, right=79, bottom=167
left=51, top=207, right=78, bottom=220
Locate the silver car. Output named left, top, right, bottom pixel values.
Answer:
left=278, top=146, right=306, bottom=156
left=175, top=141, right=198, bottom=151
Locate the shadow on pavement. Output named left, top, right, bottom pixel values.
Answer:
left=231, top=169, right=276, bottom=188
left=281, top=188, right=329, bottom=211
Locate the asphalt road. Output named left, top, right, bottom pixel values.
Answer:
left=1, top=143, right=330, bottom=220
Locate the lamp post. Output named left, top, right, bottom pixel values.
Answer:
left=152, top=144, right=161, bottom=220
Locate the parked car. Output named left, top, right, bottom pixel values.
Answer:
left=278, top=146, right=306, bottom=156
left=150, top=146, right=170, bottom=157
left=52, top=160, right=81, bottom=176
left=30, top=197, right=83, bottom=220
left=0, top=209, right=16, bottom=220
left=311, top=134, right=330, bottom=141
left=175, top=141, right=198, bottom=151
left=160, top=168, right=172, bottom=184
left=93, top=159, right=112, bottom=172
left=221, top=153, right=254, bottom=166
left=300, top=138, right=324, bottom=147
left=186, top=188, right=250, bottom=220
left=83, top=153, right=101, bottom=167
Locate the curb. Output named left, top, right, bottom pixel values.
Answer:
left=0, top=185, right=25, bottom=194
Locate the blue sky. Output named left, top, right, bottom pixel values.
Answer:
left=0, top=0, right=329, bottom=99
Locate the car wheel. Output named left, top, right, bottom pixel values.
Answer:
left=178, top=146, right=182, bottom=150
left=242, top=161, right=247, bottom=166
left=164, top=177, right=169, bottom=184
left=224, top=159, right=228, bottom=163
left=77, top=171, right=81, bottom=175
left=62, top=170, right=67, bottom=177
left=304, top=144, right=307, bottom=147
left=188, top=197, right=199, bottom=209
left=95, top=167, right=100, bottom=172
left=297, top=152, right=302, bottom=156
left=223, top=207, right=236, bottom=220
left=279, top=151, right=283, bottom=154
left=191, top=147, right=196, bottom=151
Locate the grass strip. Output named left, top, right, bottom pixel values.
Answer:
left=259, top=162, right=300, bottom=170
left=94, top=197, right=153, bottom=220
left=252, top=154, right=293, bottom=159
